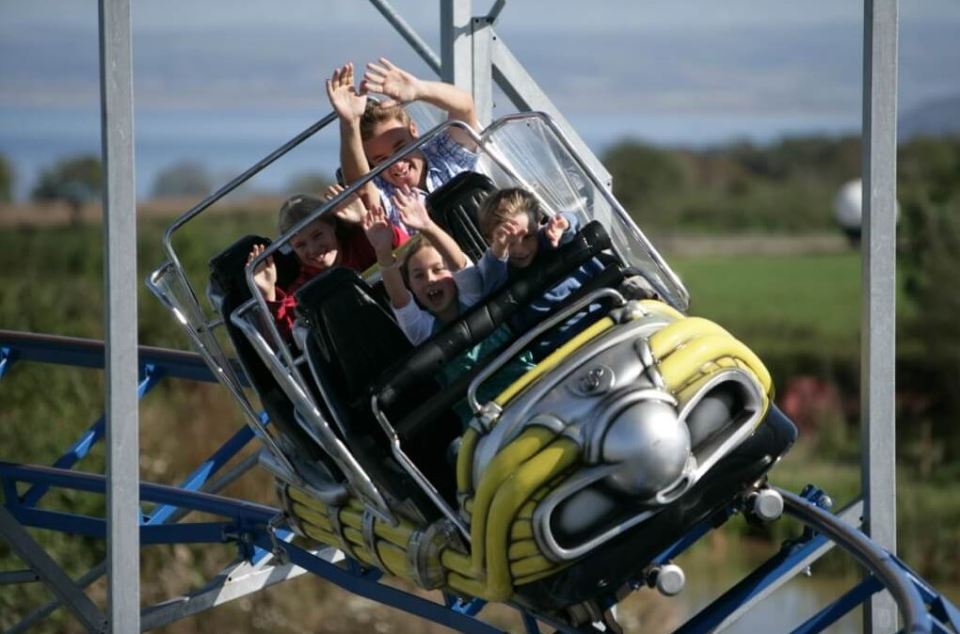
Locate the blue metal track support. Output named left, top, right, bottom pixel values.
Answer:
left=144, top=424, right=255, bottom=526
left=793, top=577, right=884, bottom=634
left=260, top=537, right=508, bottom=634
left=1, top=331, right=259, bottom=526
left=21, top=367, right=163, bottom=507
left=0, top=463, right=277, bottom=526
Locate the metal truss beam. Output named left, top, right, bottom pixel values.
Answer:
left=0, top=506, right=106, bottom=632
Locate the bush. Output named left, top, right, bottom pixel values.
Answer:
left=0, top=154, right=14, bottom=202
left=31, top=154, right=102, bottom=225
left=151, top=161, right=213, bottom=198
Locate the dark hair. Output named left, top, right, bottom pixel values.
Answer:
left=277, top=194, right=337, bottom=235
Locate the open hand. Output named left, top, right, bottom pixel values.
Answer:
left=393, top=186, right=432, bottom=232
left=324, top=183, right=365, bottom=224
left=362, top=58, right=419, bottom=103
left=362, top=202, right=395, bottom=255
left=247, top=243, right=277, bottom=301
left=490, top=219, right=523, bottom=260
left=326, top=62, right=367, bottom=122
left=543, top=213, right=570, bottom=248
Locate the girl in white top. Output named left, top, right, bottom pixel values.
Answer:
left=364, top=186, right=519, bottom=344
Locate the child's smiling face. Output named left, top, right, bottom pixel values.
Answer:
left=364, top=119, right=425, bottom=190
left=291, top=217, right=339, bottom=271
left=406, top=245, right=458, bottom=319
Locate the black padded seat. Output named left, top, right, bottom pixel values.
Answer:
left=425, top=171, right=497, bottom=262
left=207, top=235, right=337, bottom=476
left=294, top=267, right=460, bottom=510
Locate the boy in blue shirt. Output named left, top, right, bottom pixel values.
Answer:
left=326, top=59, right=478, bottom=234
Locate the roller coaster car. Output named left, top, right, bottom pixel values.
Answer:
left=149, top=112, right=797, bottom=622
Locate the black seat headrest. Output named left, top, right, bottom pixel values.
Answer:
left=425, top=171, right=497, bottom=262
left=295, top=267, right=413, bottom=406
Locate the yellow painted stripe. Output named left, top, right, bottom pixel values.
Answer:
left=514, top=564, right=571, bottom=586
left=639, top=299, right=684, bottom=321
left=469, top=428, right=556, bottom=578
left=339, top=508, right=363, bottom=531
left=291, top=503, right=333, bottom=532
left=286, top=486, right=329, bottom=513
left=457, top=428, right=480, bottom=494
left=510, top=554, right=555, bottom=577
left=374, top=519, right=415, bottom=548
left=441, top=549, right=474, bottom=578
left=507, top=539, right=541, bottom=561
left=377, top=542, right=410, bottom=578
left=511, top=521, right=533, bottom=540
left=650, top=317, right=731, bottom=361
left=447, top=573, right=487, bottom=599
left=343, top=526, right=365, bottom=548
left=485, top=439, right=580, bottom=601
left=660, top=334, right=772, bottom=395
left=301, top=525, right=339, bottom=548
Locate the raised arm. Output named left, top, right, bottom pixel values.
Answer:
left=326, top=62, right=381, bottom=203
left=363, top=202, right=410, bottom=310
left=247, top=243, right=277, bottom=302
left=392, top=186, right=469, bottom=271
left=363, top=58, right=479, bottom=145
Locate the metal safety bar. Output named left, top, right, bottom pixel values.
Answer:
left=467, top=287, right=625, bottom=413
left=230, top=299, right=396, bottom=522
left=161, top=112, right=338, bottom=274
left=145, top=266, right=299, bottom=480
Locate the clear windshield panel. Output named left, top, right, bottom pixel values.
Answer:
left=478, top=114, right=689, bottom=311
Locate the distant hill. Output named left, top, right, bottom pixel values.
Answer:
left=899, top=94, right=960, bottom=140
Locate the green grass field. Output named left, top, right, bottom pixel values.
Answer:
left=671, top=252, right=863, bottom=358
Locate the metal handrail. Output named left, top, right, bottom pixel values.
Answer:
left=466, top=288, right=625, bottom=413
left=161, top=112, right=339, bottom=274
left=230, top=298, right=397, bottom=524
left=777, top=487, right=931, bottom=634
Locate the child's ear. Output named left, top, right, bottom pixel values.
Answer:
left=408, top=120, right=418, bottom=137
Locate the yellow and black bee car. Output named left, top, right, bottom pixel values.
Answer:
left=151, top=111, right=796, bottom=627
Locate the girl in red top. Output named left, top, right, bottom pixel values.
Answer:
left=247, top=185, right=408, bottom=339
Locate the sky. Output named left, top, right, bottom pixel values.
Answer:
left=1, top=0, right=959, bottom=198
left=3, top=0, right=959, bottom=112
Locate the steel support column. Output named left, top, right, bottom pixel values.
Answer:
left=440, top=0, right=472, bottom=88
left=98, top=0, right=139, bottom=631
left=470, top=16, right=494, bottom=127
left=861, top=1, right=899, bottom=631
